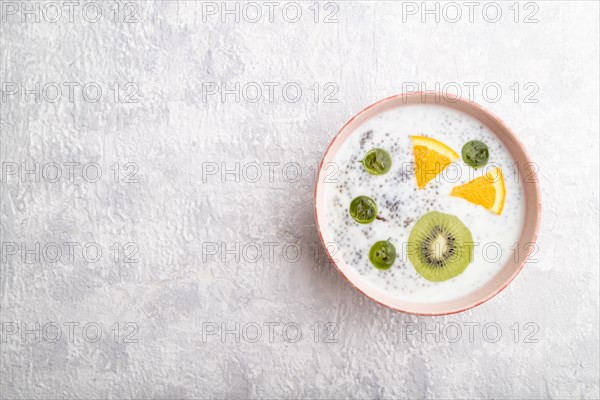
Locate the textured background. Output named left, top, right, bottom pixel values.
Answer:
left=1, top=1, right=599, bottom=399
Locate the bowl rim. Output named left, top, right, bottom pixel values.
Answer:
left=313, top=91, right=542, bottom=316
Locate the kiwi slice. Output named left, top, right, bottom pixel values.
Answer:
left=408, top=211, right=474, bottom=282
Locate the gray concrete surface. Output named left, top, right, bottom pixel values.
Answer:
left=0, top=1, right=599, bottom=398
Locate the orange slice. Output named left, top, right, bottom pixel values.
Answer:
left=450, top=167, right=506, bottom=215
left=412, top=136, right=459, bottom=189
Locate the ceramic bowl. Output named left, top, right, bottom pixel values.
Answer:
left=314, top=92, right=542, bottom=315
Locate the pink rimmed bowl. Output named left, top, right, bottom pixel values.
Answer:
left=314, top=92, right=541, bottom=315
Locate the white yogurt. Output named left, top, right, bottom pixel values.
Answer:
left=322, top=103, right=525, bottom=303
